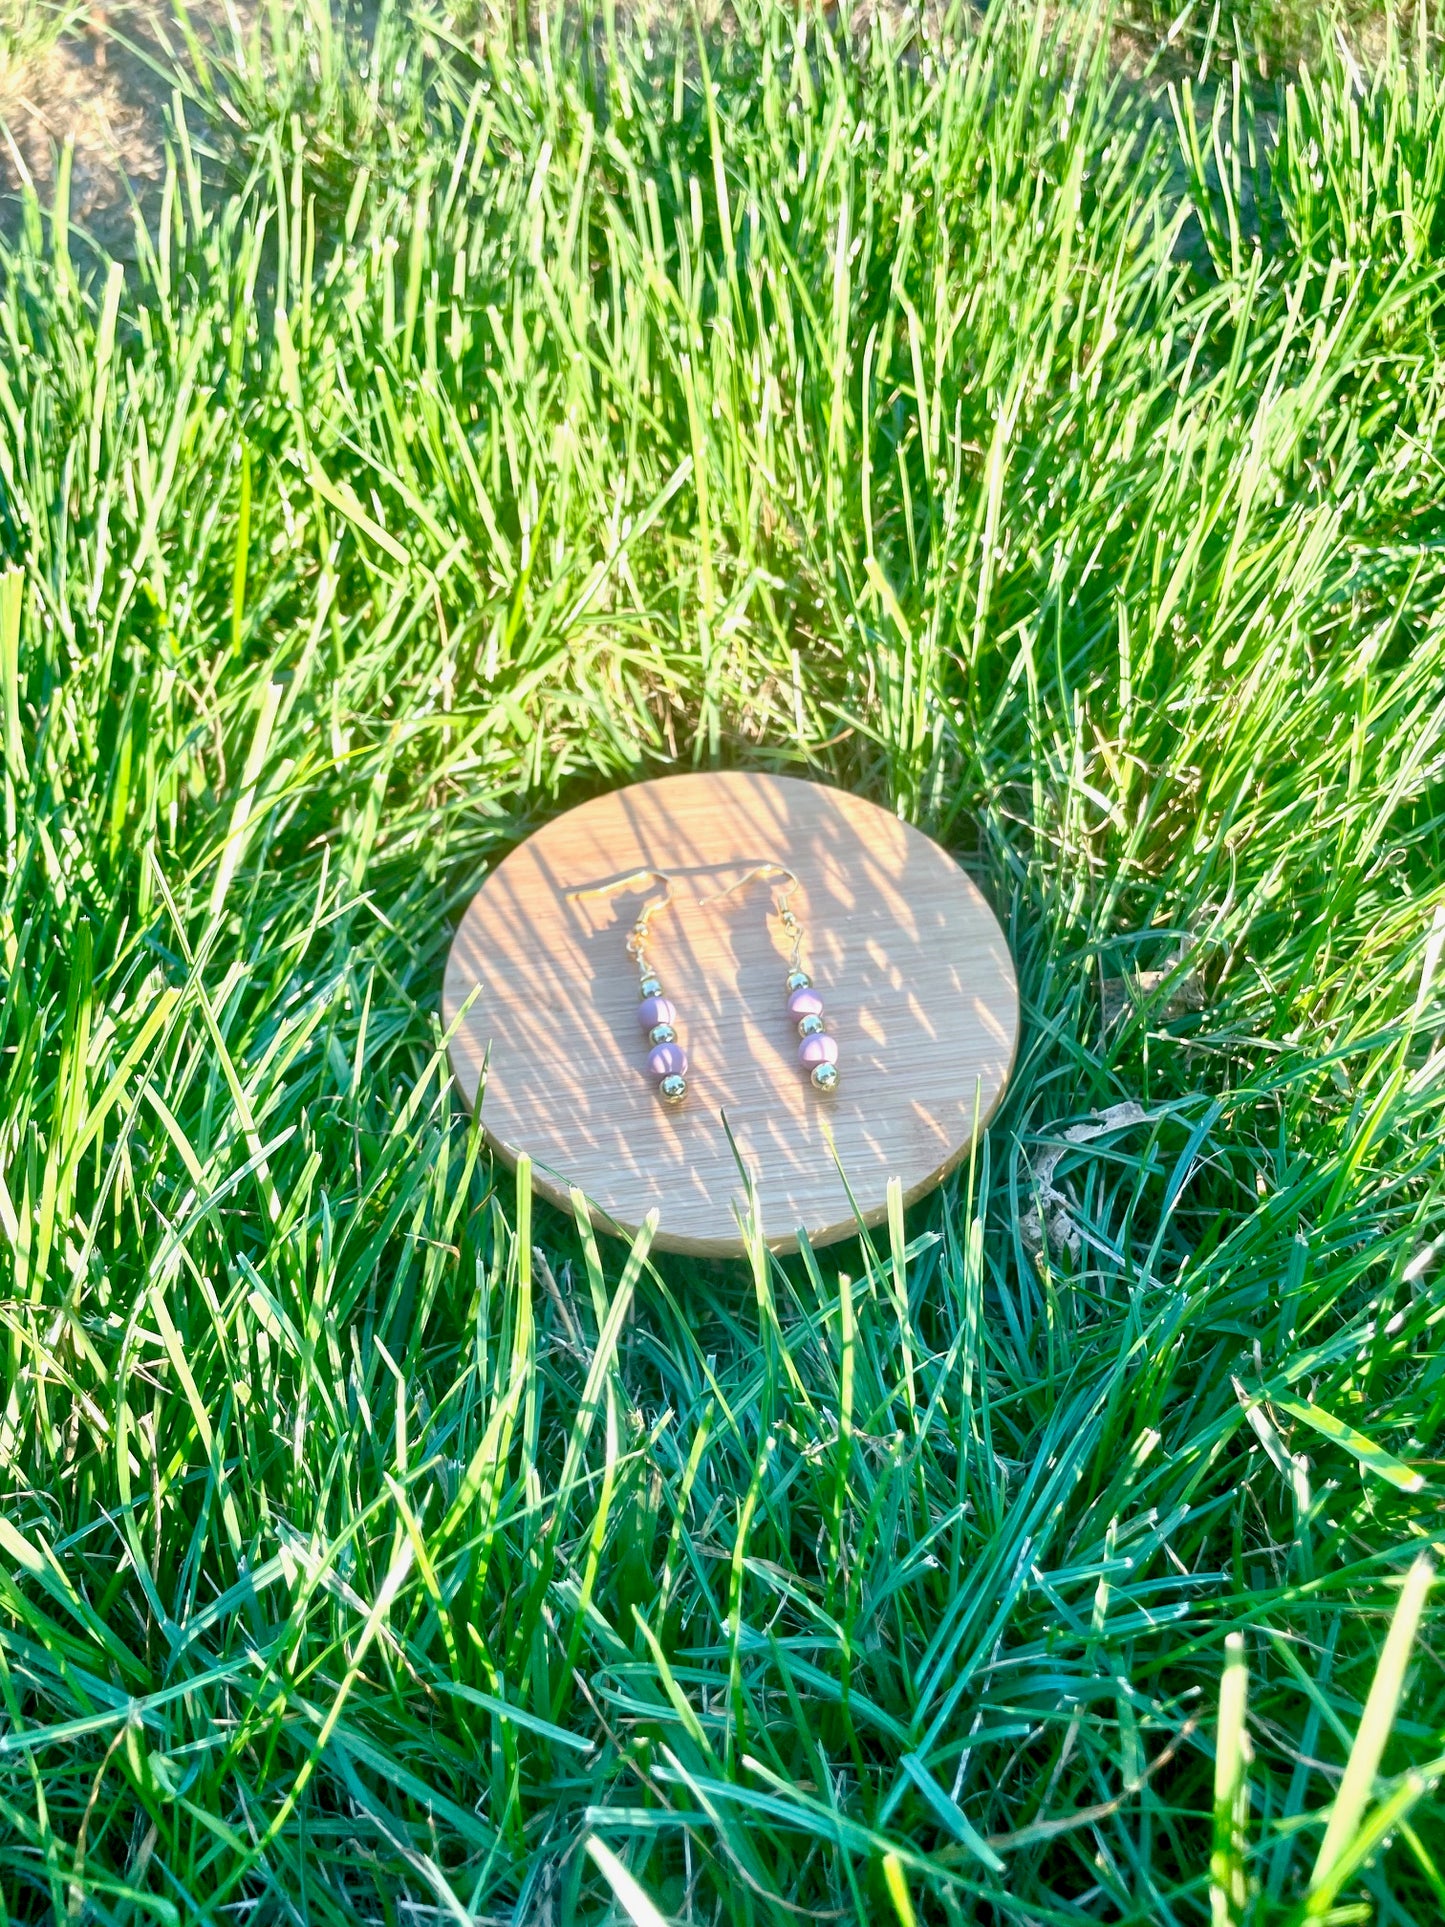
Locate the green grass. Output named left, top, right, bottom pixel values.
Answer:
left=1, top=0, right=1444, bottom=1919
left=1123, top=0, right=1404, bottom=74
left=0, top=0, right=79, bottom=74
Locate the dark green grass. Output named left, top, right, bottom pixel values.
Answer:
left=0, top=1, right=1443, bottom=1920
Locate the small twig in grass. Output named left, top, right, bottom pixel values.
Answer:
left=535, top=1245, right=587, bottom=1359
left=68, top=1722, right=129, bottom=1916
left=980, top=1717, right=1201, bottom=1852
left=568, top=1664, right=628, bottom=1761
left=575, top=1666, right=846, bottom=1921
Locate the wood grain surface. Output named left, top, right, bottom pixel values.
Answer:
left=442, top=773, right=1018, bottom=1255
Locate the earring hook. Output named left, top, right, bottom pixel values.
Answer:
left=693, top=860, right=800, bottom=916
left=564, top=868, right=678, bottom=977
left=694, top=861, right=805, bottom=971
left=565, top=867, right=675, bottom=924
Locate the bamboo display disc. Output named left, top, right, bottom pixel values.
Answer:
left=442, top=773, right=1018, bottom=1256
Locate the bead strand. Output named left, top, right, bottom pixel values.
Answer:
left=786, top=968, right=839, bottom=1091
left=637, top=971, right=688, bottom=1104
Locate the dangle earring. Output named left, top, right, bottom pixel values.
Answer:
left=774, top=873, right=839, bottom=1093
left=699, top=864, right=839, bottom=1094
left=566, top=870, right=690, bottom=1105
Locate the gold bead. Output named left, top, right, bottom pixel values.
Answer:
left=786, top=969, right=811, bottom=992
left=798, top=1014, right=824, bottom=1038
left=649, top=1022, right=677, bottom=1045
left=659, top=1073, right=687, bottom=1104
left=810, top=1063, right=839, bottom=1093
left=640, top=974, right=663, bottom=998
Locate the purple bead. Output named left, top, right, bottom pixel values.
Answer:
left=788, top=986, right=824, bottom=1019
left=648, top=1041, right=688, bottom=1078
left=798, top=1033, right=838, bottom=1068
left=637, top=995, right=675, bottom=1031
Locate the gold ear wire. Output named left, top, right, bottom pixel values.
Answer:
left=693, top=861, right=800, bottom=911
left=695, top=861, right=805, bottom=971
left=564, top=868, right=678, bottom=982
left=565, top=866, right=675, bottom=914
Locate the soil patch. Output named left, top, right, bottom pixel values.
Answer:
left=0, top=3, right=237, bottom=258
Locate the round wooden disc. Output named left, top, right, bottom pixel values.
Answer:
left=443, top=773, right=1018, bottom=1256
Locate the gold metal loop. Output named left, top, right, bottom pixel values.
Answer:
left=564, top=868, right=676, bottom=979
left=566, top=860, right=808, bottom=978
left=694, top=861, right=806, bottom=972
left=693, top=860, right=799, bottom=913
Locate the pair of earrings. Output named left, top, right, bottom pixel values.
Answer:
left=568, top=864, right=840, bottom=1105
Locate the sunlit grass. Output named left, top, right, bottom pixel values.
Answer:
left=0, top=0, right=80, bottom=76
left=0, top=0, right=1442, bottom=1919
